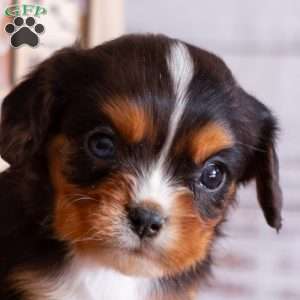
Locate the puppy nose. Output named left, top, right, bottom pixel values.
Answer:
left=128, top=207, right=164, bottom=238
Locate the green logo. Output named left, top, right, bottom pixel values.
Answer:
left=5, top=4, right=47, bottom=18
left=4, top=4, right=47, bottom=48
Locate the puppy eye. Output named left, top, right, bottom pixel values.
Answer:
left=87, top=133, right=115, bottom=159
left=199, top=163, right=226, bottom=191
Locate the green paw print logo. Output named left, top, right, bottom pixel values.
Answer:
left=5, top=16, right=45, bottom=48
left=4, top=4, right=47, bottom=48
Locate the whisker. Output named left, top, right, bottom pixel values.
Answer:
left=64, top=193, right=98, bottom=204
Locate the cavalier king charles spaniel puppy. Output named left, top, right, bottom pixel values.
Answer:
left=0, top=34, right=282, bottom=300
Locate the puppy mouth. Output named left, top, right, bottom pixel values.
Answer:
left=129, top=237, right=158, bottom=253
left=117, top=227, right=162, bottom=255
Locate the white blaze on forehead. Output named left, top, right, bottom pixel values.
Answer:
left=161, top=41, right=194, bottom=160
left=168, top=42, right=194, bottom=101
left=136, top=42, right=194, bottom=210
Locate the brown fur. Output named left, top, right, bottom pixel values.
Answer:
left=102, top=98, right=154, bottom=143
left=190, top=122, right=233, bottom=164
left=163, top=191, right=217, bottom=273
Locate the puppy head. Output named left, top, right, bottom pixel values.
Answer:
left=0, top=35, right=282, bottom=277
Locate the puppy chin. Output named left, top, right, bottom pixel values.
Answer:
left=75, top=244, right=167, bottom=278
left=104, top=250, right=166, bottom=278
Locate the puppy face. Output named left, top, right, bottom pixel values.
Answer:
left=0, top=35, right=282, bottom=278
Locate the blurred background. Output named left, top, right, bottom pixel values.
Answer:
left=0, top=1, right=299, bottom=299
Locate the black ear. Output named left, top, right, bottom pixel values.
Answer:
left=0, top=46, right=79, bottom=166
left=0, top=69, right=55, bottom=166
left=238, top=90, right=283, bottom=231
left=255, top=144, right=282, bottom=231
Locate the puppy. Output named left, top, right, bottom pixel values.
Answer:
left=0, top=34, right=282, bottom=300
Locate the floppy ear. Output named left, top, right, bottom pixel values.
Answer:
left=238, top=91, right=283, bottom=231
left=0, top=46, right=83, bottom=167
left=255, top=144, right=282, bottom=231
left=0, top=70, right=56, bottom=166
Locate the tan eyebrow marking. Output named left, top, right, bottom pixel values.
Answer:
left=102, top=99, right=153, bottom=143
left=189, top=122, right=233, bottom=164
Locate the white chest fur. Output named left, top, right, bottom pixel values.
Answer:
left=64, top=268, right=150, bottom=300
left=22, top=263, right=151, bottom=300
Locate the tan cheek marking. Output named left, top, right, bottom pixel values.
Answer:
left=190, top=122, right=233, bottom=164
left=166, top=183, right=236, bottom=270
left=48, top=135, right=133, bottom=253
left=161, top=191, right=221, bottom=274
left=48, top=135, right=97, bottom=244
left=102, top=98, right=153, bottom=143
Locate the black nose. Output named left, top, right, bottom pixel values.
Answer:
left=128, top=207, right=164, bottom=239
